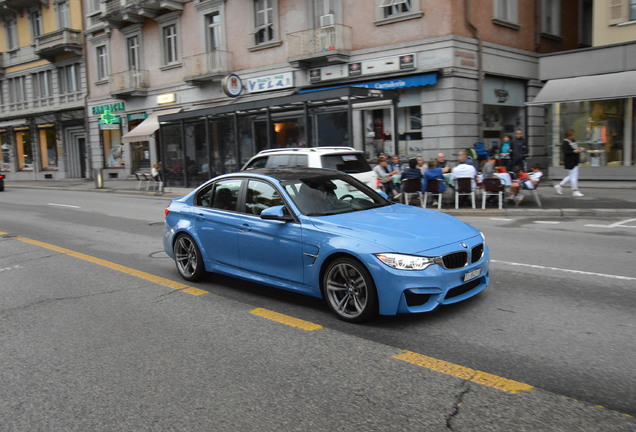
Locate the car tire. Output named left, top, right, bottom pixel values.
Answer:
left=322, top=257, right=377, bottom=323
left=173, top=234, right=205, bottom=282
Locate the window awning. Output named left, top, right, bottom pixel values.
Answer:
left=528, top=70, right=636, bottom=105
left=121, top=108, right=182, bottom=143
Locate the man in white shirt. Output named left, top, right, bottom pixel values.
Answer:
left=451, top=161, right=477, bottom=189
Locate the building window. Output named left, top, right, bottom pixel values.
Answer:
left=206, top=11, right=221, bottom=51
left=96, top=45, right=108, bottom=80
left=33, top=71, right=53, bottom=102
left=1, top=131, right=11, bottom=172
left=57, top=0, right=70, bottom=28
left=381, top=0, right=412, bottom=18
left=374, top=0, right=421, bottom=25
left=253, top=0, right=276, bottom=45
left=127, top=35, right=141, bottom=70
left=631, top=0, right=636, bottom=20
left=8, top=76, right=27, bottom=109
left=493, top=0, right=518, bottom=25
left=59, top=64, right=80, bottom=94
left=162, top=24, right=179, bottom=65
left=541, top=0, right=561, bottom=36
left=16, top=130, right=33, bottom=171
left=5, top=16, right=18, bottom=50
left=39, top=128, right=58, bottom=170
left=30, top=10, right=43, bottom=40
left=89, top=0, right=101, bottom=14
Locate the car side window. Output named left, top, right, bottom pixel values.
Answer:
left=244, top=180, right=283, bottom=216
left=211, top=179, right=242, bottom=211
left=246, top=157, right=268, bottom=170
left=195, top=183, right=214, bottom=207
left=266, top=154, right=291, bottom=168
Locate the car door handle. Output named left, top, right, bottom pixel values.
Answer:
left=239, top=223, right=252, bottom=232
left=195, top=212, right=204, bottom=221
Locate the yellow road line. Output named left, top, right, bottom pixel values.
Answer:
left=394, top=350, right=534, bottom=394
left=2, top=233, right=208, bottom=296
left=250, top=308, right=323, bottom=331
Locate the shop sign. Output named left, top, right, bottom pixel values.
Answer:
left=309, top=69, right=322, bottom=83
left=222, top=74, right=244, bottom=97
left=348, top=63, right=362, bottom=77
left=92, top=102, right=125, bottom=115
left=483, top=77, right=525, bottom=107
left=98, top=111, right=122, bottom=130
left=128, top=112, right=148, bottom=122
left=312, top=53, right=416, bottom=83
left=247, top=72, right=294, bottom=93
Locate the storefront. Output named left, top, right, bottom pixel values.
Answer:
left=92, top=102, right=127, bottom=177
left=482, top=76, right=526, bottom=152
left=158, top=86, right=400, bottom=188
left=531, top=44, right=636, bottom=181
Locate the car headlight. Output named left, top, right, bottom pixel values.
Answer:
left=480, top=231, right=486, bottom=244
left=375, top=253, right=436, bottom=271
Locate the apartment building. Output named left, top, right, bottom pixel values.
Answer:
left=84, top=0, right=586, bottom=187
left=531, top=0, right=636, bottom=180
left=0, top=0, right=86, bottom=181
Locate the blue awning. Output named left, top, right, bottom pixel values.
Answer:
left=298, top=73, right=438, bottom=94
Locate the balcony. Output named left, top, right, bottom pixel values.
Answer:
left=287, top=24, right=352, bottom=68
left=0, top=55, right=5, bottom=75
left=183, top=50, right=232, bottom=86
left=109, top=69, right=149, bottom=98
left=0, top=0, right=47, bottom=15
left=101, top=0, right=187, bottom=28
left=35, top=29, right=82, bottom=61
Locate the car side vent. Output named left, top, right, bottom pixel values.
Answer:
left=442, top=251, right=468, bottom=269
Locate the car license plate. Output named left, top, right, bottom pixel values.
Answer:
left=463, top=268, right=481, bottom=282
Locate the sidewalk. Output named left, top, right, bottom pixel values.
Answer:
left=3, top=178, right=636, bottom=217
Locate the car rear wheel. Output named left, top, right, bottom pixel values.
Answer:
left=323, top=257, right=377, bottom=323
left=173, top=234, right=205, bottom=282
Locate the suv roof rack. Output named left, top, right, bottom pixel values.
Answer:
left=257, top=146, right=358, bottom=155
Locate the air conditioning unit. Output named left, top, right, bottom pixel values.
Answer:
left=320, top=14, right=335, bottom=27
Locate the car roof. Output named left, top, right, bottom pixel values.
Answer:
left=239, top=167, right=347, bottom=181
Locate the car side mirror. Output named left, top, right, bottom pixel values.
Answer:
left=260, top=205, right=294, bottom=222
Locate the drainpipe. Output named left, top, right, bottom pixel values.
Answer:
left=465, top=0, right=483, bottom=141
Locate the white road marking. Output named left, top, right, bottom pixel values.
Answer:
left=47, top=203, right=81, bottom=209
left=490, top=218, right=513, bottom=221
left=534, top=221, right=561, bottom=224
left=491, top=259, right=636, bottom=282
left=585, top=218, right=636, bottom=229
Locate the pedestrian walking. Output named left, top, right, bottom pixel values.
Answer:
left=554, top=129, right=585, bottom=197
left=510, top=129, right=528, bottom=172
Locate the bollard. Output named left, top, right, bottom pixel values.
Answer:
left=93, top=168, right=103, bottom=189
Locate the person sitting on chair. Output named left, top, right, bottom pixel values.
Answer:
left=509, top=164, right=543, bottom=204
left=421, top=159, right=447, bottom=206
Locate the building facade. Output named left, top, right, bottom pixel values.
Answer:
left=531, top=0, right=636, bottom=180
left=81, top=0, right=588, bottom=187
left=0, top=0, right=87, bottom=181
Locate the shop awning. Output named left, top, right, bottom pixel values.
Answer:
left=298, top=73, right=438, bottom=94
left=528, top=70, right=636, bottom=105
left=121, top=108, right=182, bottom=142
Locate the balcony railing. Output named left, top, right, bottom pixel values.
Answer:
left=101, top=0, right=188, bottom=27
left=109, top=69, right=149, bottom=98
left=35, top=29, right=83, bottom=60
left=287, top=24, right=352, bottom=67
left=183, top=50, right=232, bottom=85
left=0, top=0, right=47, bottom=15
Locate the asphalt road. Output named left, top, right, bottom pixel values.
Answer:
left=1, top=188, right=635, bottom=431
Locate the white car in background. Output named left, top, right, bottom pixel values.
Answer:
left=241, top=147, right=379, bottom=191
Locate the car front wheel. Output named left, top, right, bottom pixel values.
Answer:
left=173, top=234, right=205, bottom=282
left=323, top=257, right=377, bottom=323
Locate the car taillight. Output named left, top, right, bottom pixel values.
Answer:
left=0, top=175, right=4, bottom=179
left=164, top=208, right=170, bottom=217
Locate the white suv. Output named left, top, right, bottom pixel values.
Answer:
left=241, top=147, right=379, bottom=190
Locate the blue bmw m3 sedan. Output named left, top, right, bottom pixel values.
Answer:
left=164, top=168, right=489, bottom=322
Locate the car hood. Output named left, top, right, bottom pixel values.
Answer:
left=308, top=204, right=480, bottom=254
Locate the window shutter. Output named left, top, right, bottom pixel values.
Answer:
left=609, top=0, right=627, bottom=25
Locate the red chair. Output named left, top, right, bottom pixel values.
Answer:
left=481, top=177, right=504, bottom=209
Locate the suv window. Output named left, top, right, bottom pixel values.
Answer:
left=320, top=154, right=372, bottom=174
left=244, top=180, right=283, bottom=216
left=246, top=157, right=268, bottom=170
left=267, top=154, right=308, bottom=168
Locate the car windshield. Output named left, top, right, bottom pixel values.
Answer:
left=283, top=174, right=389, bottom=216
left=320, top=154, right=372, bottom=174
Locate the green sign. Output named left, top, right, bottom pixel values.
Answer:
left=92, top=102, right=125, bottom=115
left=100, top=110, right=117, bottom=124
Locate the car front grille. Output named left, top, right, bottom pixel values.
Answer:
left=445, top=278, right=482, bottom=300
left=471, top=243, right=484, bottom=263
left=441, top=251, right=468, bottom=269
